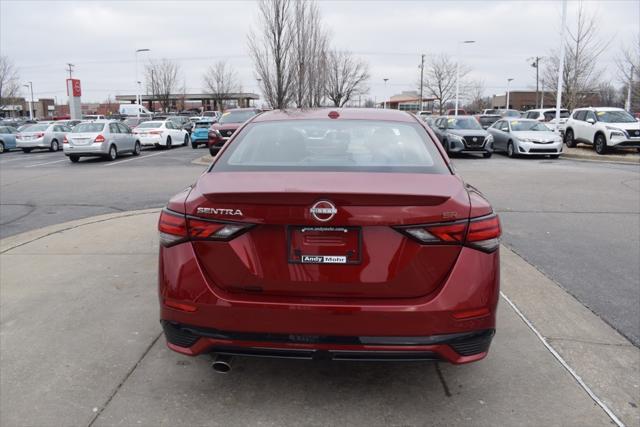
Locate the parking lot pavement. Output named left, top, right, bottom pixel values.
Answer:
left=1, top=210, right=636, bottom=426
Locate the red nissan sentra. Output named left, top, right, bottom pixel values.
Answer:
left=158, top=108, right=500, bottom=370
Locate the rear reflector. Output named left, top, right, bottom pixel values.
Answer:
left=396, top=214, right=501, bottom=253
left=164, top=299, right=197, bottom=312
left=158, top=208, right=253, bottom=247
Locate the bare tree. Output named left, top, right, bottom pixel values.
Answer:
left=615, top=34, right=640, bottom=111
left=465, top=80, right=491, bottom=113
left=145, top=59, right=180, bottom=113
left=203, top=61, right=238, bottom=111
left=0, top=56, right=20, bottom=113
left=325, top=50, right=369, bottom=107
left=248, top=0, right=296, bottom=109
left=291, top=1, right=329, bottom=107
left=542, top=2, right=607, bottom=110
left=420, top=53, right=469, bottom=115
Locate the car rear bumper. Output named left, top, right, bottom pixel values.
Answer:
left=16, top=139, right=47, bottom=148
left=64, top=142, right=108, bottom=155
left=159, top=244, right=500, bottom=364
left=138, top=135, right=163, bottom=146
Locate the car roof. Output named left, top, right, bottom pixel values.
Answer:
left=252, top=108, right=415, bottom=123
left=505, top=118, right=536, bottom=122
left=526, top=108, right=569, bottom=112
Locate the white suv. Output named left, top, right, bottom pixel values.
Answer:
left=524, top=108, right=570, bottom=134
left=564, top=107, right=640, bottom=154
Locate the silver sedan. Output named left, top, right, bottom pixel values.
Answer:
left=16, top=123, right=71, bottom=153
left=487, top=118, right=563, bottom=158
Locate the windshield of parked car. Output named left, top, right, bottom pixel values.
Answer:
left=510, top=121, right=551, bottom=132
left=501, top=110, right=521, bottom=117
left=213, top=120, right=449, bottom=174
left=136, top=122, right=163, bottom=128
left=22, top=124, right=49, bottom=132
left=219, top=110, right=258, bottom=124
left=595, top=110, right=636, bottom=123
left=447, top=117, right=483, bottom=130
left=72, top=123, right=105, bottom=133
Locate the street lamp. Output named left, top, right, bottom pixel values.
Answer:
left=135, top=48, right=151, bottom=118
left=383, top=78, right=389, bottom=109
left=506, top=78, right=514, bottom=110
left=455, top=40, right=475, bottom=116
left=23, top=82, right=34, bottom=120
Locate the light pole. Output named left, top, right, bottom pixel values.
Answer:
left=256, top=78, right=262, bottom=109
left=506, top=78, right=514, bottom=110
left=419, top=54, right=425, bottom=112
left=455, top=40, right=475, bottom=117
left=625, top=64, right=634, bottom=112
left=24, top=82, right=34, bottom=120
left=553, top=0, right=567, bottom=133
left=383, top=78, right=389, bottom=109
left=135, top=48, right=151, bottom=118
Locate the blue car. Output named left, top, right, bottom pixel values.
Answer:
left=191, top=120, right=213, bottom=149
left=0, top=125, right=19, bottom=153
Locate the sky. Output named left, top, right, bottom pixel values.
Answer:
left=1, top=0, right=638, bottom=104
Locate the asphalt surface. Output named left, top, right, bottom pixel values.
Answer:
left=1, top=146, right=639, bottom=345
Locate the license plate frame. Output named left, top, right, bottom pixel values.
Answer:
left=287, top=225, right=362, bottom=265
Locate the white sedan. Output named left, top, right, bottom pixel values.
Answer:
left=132, top=120, right=190, bottom=149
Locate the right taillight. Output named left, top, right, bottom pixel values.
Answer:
left=396, top=214, right=501, bottom=253
left=158, top=208, right=253, bottom=247
left=94, top=134, right=105, bottom=143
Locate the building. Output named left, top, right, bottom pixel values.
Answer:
left=492, top=90, right=601, bottom=111
left=115, top=92, right=260, bottom=112
left=379, top=91, right=436, bottom=112
left=0, top=97, right=55, bottom=119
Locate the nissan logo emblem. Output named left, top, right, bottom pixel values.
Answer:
left=635, top=130, right=639, bottom=136
left=310, top=200, right=337, bottom=222
left=472, top=137, right=478, bottom=142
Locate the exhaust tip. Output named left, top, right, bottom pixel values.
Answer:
left=212, top=355, right=233, bottom=373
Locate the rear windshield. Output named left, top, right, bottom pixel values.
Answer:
left=23, top=124, right=49, bottom=132
left=195, top=122, right=211, bottom=128
left=219, top=110, right=258, bottom=124
left=136, top=122, right=163, bottom=128
left=543, top=110, right=570, bottom=120
left=73, top=123, right=105, bottom=133
left=213, top=120, right=450, bottom=174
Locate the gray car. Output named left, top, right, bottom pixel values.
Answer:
left=16, top=123, right=71, bottom=153
left=487, top=118, right=563, bottom=158
left=432, top=116, right=492, bottom=158
left=64, top=120, right=141, bottom=162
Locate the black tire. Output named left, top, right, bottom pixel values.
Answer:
left=69, top=155, right=80, bottom=163
left=49, top=139, right=59, bottom=152
left=106, top=145, right=117, bottom=161
left=132, top=141, right=141, bottom=156
left=594, top=133, right=608, bottom=155
left=183, top=135, right=189, bottom=146
left=166, top=136, right=172, bottom=149
left=507, top=141, right=516, bottom=158
left=22, top=148, right=32, bottom=153
left=564, top=129, right=576, bottom=148
left=191, top=140, right=198, bottom=149
left=0, top=142, right=5, bottom=153
left=483, top=152, right=492, bottom=158
left=443, top=139, right=450, bottom=154
left=209, top=146, right=219, bottom=156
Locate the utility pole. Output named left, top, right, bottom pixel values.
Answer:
left=66, top=63, right=74, bottom=79
left=626, top=64, right=634, bottom=112
left=419, top=54, right=425, bottom=112
left=383, top=78, right=389, bottom=109
left=23, top=82, right=34, bottom=120
left=506, top=78, right=514, bottom=109
left=554, top=0, right=567, bottom=133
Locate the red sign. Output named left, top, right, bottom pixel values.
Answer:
left=67, top=79, right=81, bottom=97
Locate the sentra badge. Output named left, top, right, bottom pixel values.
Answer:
left=197, top=207, right=243, bottom=216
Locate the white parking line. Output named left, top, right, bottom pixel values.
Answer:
left=102, top=150, right=170, bottom=167
left=24, top=159, right=67, bottom=168
left=0, top=154, right=53, bottom=164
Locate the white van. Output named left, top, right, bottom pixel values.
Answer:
left=119, top=104, right=152, bottom=117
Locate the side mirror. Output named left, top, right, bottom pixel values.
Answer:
left=586, top=117, right=595, bottom=124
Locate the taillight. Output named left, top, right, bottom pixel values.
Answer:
left=149, top=130, right=162, bottom=135
left=63, top=136, right=68, bottom=144
left=94, top=134, right=105, bottom=143
left=35, top=132, right=45, bottom=138
left=396, top=214, right=501, bottom=253
left=466, top=214, right=501, bottom=252
left=158, top=208, right=253, bottom=247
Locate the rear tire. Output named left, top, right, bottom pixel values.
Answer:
left=69, top=155, right=79, bottom=163
left=183, top=135, right=189, bottom=146
left=191, top=140, right=198, bottom=149
left=106, top=145, right=117, bottom=161
left=594, top=134, right=608, bottom=155
left=166, top=136, right=172, bottom=149
left=22, top=148, right=32, bottom=153
left=564, top=129, right=576, bottom=148
left=49, top=139, right=59, bottom=152
left=0, top=142, right=5, bottom=153
left=209, top=146, right=219, bottom=156
left=132, top=141, right=141, bottom=156
left=507, top=141, right=516, bottom=158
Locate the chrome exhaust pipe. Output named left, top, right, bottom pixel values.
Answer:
left=212, top=354, right=233, bottom=373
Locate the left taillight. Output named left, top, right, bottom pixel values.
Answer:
left=158, top=208, right=253, bottom=247
left=396, top=214, right=501, bottom=253
left=63, top=136, right=69, bottom=144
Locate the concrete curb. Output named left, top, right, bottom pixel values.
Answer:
left=561, top=147, right=640, bottom=165
left=0, top=208, right=162, bottom=254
